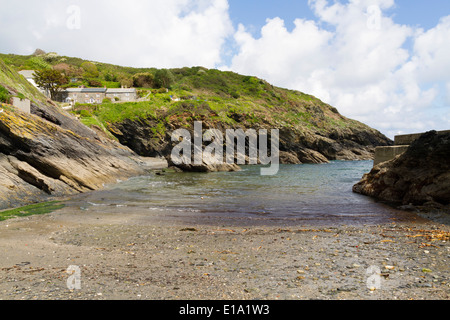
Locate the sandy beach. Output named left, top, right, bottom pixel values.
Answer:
left=0, top=205, right=449, bottom=301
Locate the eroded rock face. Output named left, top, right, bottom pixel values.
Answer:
left=353, top=131, right=450, bottom=206
left=0, top=102, right=165, bottom=209
left=109, top=118, right=391, bottom=170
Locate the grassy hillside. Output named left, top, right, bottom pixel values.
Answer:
left=82, top=68, right=366, bottom=143
left=1, top=52, right=367, bottom=134
left=0, top=58, right=48, bottom=104
left=0, top=54, right=159, bottom=210
left=0, top=52, right=391, bottom=164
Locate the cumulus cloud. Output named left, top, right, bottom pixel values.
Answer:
left=412, top=16, right=450, bottom=83
left=0, top=0, right=233, bottom=68
left=231, top=17, right=333, bottom=86
left=229, top=0, right=450, bottom=138
left=0, top=0, right=449, bottom=138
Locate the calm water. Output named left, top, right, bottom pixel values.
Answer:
left=63, top=161, right=418, bottom=226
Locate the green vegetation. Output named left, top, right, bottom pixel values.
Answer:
left=1, top=51, right=370, bottom=135
left=0, top=58, right=48, bottom=104
left=25, top=56, right=52, bottom=70
left=0, top=201, right=65, bottom=221
left=68, top=65, right=351, bottom=134
left=33, top=69, right=67, bottom=100
left=133, top=72, right=154, bottom=88
left=154, top=69, right=175, bottom=89
left=0, top=84, right=10, bottom=103
left=81, top=61, right=100, bottom=78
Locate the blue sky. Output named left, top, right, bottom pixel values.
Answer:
left=228, top=0, right=315, bottom=34
left=0, top=0, right=449, bottom=139
left=229, top=0, right=450, bottom=32
left=224, top=0, right=450, bottom=64
left=393, top=0, right=450, bottom=28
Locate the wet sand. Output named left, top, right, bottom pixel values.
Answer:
left=0, top=206, right=449, bottom=300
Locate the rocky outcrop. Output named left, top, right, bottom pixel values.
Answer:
left=353, top=131, right=450, bottom=207
left=109, top=117, right=391, bottom=169
left=174, top=160, right=241, bottom=173
left=0, top=100, right=167, bottom=210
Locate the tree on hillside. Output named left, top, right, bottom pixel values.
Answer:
left=43, top=52, right=60, bottom=63
left=53, top=63, right=72, bottom=74
left=33, top=69, right=68, bottom=100
left=53, top=63, right=83, bottom=79
left=104, top=72, right=117, bottom=82
left=118, top=75, right=133, bottom=88
left=154, top=69, right=175, bottom=89
left=133, top=72, right=154, bottom=88
left=81, top=62, right=100, bottom=79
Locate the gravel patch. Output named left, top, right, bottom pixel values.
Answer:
left=0, top=208, right=449, bottom=300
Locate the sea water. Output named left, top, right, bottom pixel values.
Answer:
left=62, top=161, right=418, bottom=226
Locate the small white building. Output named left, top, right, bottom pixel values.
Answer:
left=57, top=87, right=138, bottom=104
left=19, top=69, right=138, bottom=103
left=105, top=88, right=138, bottom=102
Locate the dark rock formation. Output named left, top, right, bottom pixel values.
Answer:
left=0, top=101, right=166, bottom=210
left=109, top=118, right=391, bottom=169
left=353, top=131, right=450, bottom=207
left=0, top=58, right=167, bottom=210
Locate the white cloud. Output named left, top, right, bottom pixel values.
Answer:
left=231, top=17, right=333, bottom=86
left=229, top=0, right=450, bottom=139
left=412, top=16, right=450, bottom=83
left=0, top=0, right=233, bottom=68
left=0, top=0, right=449, bottom=138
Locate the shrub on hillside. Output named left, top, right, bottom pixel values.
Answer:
left=25, top=57, right=52, bottom=70
left=79, top=109, right=92, bottom=117
left=104, top=72, right=117, bottom=82
left=119, top=76, right=133, bottom=88
left=154, top=69, right=175, bottom=89
left=0, top=85, right=11, bottom=103
left=133, top=72, right=154, bottom=88
left=81, top=62, right=100, bottom=79
left=88, top=79, right=103, bottom=87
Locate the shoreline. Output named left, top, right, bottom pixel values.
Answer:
left=0, top=206, right=448, bottom=300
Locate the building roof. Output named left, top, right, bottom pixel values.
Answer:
left=65, top=88, right=107, bottom=93
left=63, top=88, right=136, bottom=93
left=106, top=88, right=137, bottom=93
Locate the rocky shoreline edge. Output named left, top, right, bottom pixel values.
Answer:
left=353, top=130, right=450, bottom=222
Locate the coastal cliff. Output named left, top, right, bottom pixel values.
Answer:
left=109, top=114, right=392, bottom=170
left=0, top=60, right=166, bottom=209
left=101, top=69, right=392, bottom=168
left=353, top=131, right=450, bottom=209
left=0, top=54, right=392, bottom=172
left=0, top=53, right=392, bottom=208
